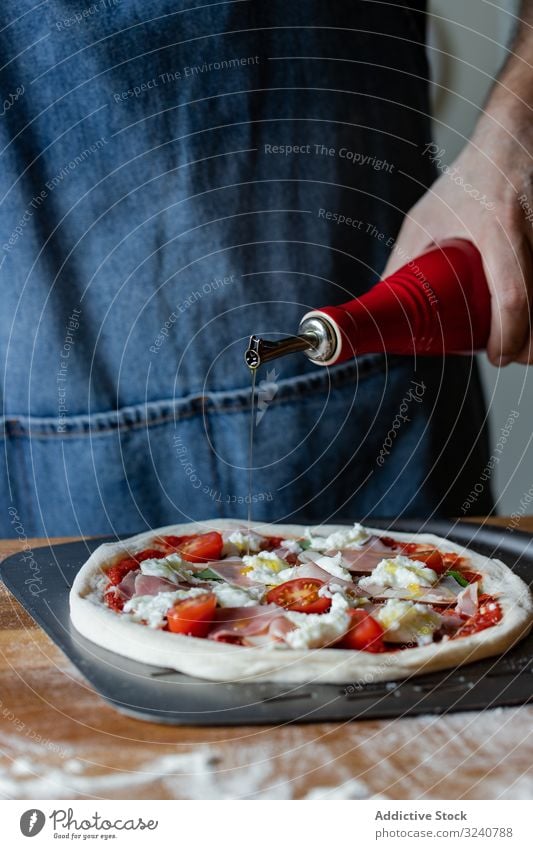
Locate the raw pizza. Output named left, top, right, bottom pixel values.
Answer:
left=70, top=520, right=533, bottom=684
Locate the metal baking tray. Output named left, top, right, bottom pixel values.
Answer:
left=1, top=519, right=532, bottom=726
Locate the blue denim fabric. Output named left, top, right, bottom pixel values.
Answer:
left=0, top=1, right=492, bottom=536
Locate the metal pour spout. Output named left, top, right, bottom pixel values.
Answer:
left=244, top=315, right=338, bottom=369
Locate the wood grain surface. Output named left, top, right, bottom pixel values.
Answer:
left=1, top=519, right=532, bottom=800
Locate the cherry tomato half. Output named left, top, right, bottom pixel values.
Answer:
left=175, top=532, right=224, bottom=563
left=166, top=593, right=217, bottom=637
left=160, top=534, right=195, bottom=550
left=266, top=578, right=331, bottom=614
left=400, top=544, right=446, bottom=574
left=338, top=609, right=386, bottom=652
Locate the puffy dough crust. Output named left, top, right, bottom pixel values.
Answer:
left=69, top=520, right=533, bottom=684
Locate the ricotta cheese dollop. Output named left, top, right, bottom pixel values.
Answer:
left=375, top=599, right=442, bottom=646
left=139, top=552, right=198, bottom=584
left=305, top=522, right=371, bottom=551
left=209, top=582, right=263, bottom=608
left=282, top=593, right=352, bottom=650
left=241, top=551, right=290, bottom=584
left=359, top=555, right=438, bottom=593
left=222, top=530, right=265, bottom=556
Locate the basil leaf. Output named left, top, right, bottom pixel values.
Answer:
left=195, top=568, right=222, bottom=581
left=446, top=570, right=469, bottom=588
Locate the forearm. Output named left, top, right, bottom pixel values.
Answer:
left=474, top=1, right=533, bottom=140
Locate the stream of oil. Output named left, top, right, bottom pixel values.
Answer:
left=246, top=366, right=257, bottom=551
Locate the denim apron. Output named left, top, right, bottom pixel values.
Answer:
left=0, top=0, right=492, bottom=537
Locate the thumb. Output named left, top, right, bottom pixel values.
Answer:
left=483, top=231, right=532, bottom=366
left=382, top=215, right=435, bottom=278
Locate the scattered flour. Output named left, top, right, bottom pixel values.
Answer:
left=1, top=704, right=531, bottom=800
left=305, top=779, right=380, bottom=800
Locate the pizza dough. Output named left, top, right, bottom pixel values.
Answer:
left=69, top=519, right=533, bottom=685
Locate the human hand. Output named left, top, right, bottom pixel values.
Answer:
left=383, top=122, right=533, bottom=366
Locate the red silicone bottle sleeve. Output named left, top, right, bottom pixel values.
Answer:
left=303, top=239, right=491, bottom=365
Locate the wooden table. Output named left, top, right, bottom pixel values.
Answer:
left=1, top=519, right=532, bottom=800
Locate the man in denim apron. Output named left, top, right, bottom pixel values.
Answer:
left=1, top=2, right=530, bottom=537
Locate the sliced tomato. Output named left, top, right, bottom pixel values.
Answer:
left=160, top=534, right=195, bottom=550
left=455, top=594, right=502, bottom=637
left=175, top=532, right=224, bottom=563
left=338, top=609, right=386, bottom=652
left=442, top=552, right=467, bottom=570
left=400, top=544, right=446, bottom=574
left=166, top=593, right=217, bottom=637
left=266, top=578, right=331, bottom=614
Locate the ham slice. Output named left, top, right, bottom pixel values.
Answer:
left=455, top=582, right=479, bottom=618
left=360, top=575, right=462, bottom=605
left=292, top=557, right=364, bottom=594
left=333, top=548, right=392, bottom=573
left=322, top=536, right=396, bottom=573
left=273, top=547, right=299, bottom=564
left=207, top=604, right=290, bottom=643
left=206, top=558, right=264, bottom=588
left=439, top=610, right=467, bottom=634
left=116, top=569, right=140, bottom=600
left=133, top=574, right=183, bottom=597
